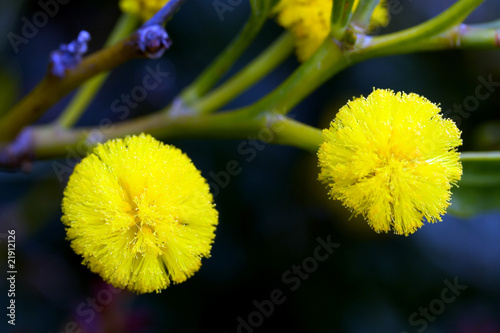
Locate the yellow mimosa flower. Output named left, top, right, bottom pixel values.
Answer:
left=318, top=89, right=462, bottom=236
left=62, top=134, right=218, bottom=293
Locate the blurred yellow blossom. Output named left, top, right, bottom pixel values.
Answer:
left=120, top=0, right=170, bottom=21
left=273, top=0, right=389, bottom=62
left=272, top=0, right=333, bottom=62
left=353, top=0, right=390, bottom=31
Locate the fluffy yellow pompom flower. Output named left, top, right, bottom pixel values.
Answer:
left=62, top=134, right=218, bottom=293
left=272, top=0, right=333, bottom=62
left=120, top=0, right=170, bottom=21
left=318, top=89, right=462, bottom=236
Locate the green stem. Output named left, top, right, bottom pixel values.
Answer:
left=331, top=0, right=356, bottom=40
left=460, top=151, right=500, bottom=161
left=27, top=106, right=324, bottom=159
left=56, top=73, right=109, bottom=128
left=355, top=23, right=500, bottom=57
left=273, top=117, right=323, bottom=152
left=178, top=0, right=272, bottom=106
left=358, top=0, right=484, bottom=58
left=242, top=37, right=347, bottom=116
left=29, top=105, right=500, bottom=160
left=351, top=0, right=379, bottom=30
left=192, top=32, right=294, bottom=115
left=56, top=13, right=140, bottom=128
left=332, top=0, right=345, bottom=26
left=29, top=110, right=263, bottom=158
left=469, top=18, right=500, bottom=30
left=412, top=24, right=500, bottom=51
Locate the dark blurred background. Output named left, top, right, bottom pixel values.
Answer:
left=1, top=0, right=500, bottom=332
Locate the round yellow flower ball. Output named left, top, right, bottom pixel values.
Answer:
left=318, top=89, right=462, bottom=236
left=62, top=133, right=218, bottom=293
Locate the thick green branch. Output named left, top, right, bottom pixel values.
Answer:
left=28, top=112, right=499, bottom=161
left=28, top=110, right=323, bottom=159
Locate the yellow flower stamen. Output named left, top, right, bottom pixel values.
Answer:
left=62, top=133, right=218, bottom=293
left=318, top=89, right=462, bottom=236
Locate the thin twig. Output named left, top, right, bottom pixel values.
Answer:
left=0, top=0, right=188, bottom=143
left=0, top=36, right=142, bottom=142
